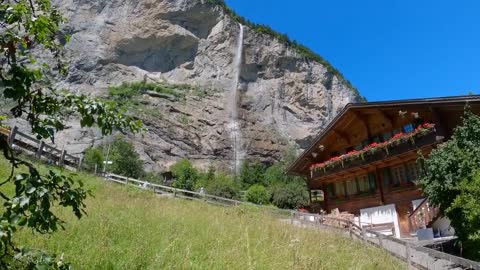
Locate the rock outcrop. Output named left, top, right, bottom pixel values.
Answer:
left=34, top=0, right=361, bottom=172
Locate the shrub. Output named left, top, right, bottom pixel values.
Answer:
left=107, top=135, right=145, bottom=178
left=171, top=159, right=199, bottom=191
left=246, top=184, right=270, bottom=205
left=204, top=173, right=240, bottom=199
left=270, top=181, right=309, bottom=209
left=83, top=147, right=104, bottom=173
left=418, top=108, right=480, bottom=260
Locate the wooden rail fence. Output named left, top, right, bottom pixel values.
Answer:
left=291, top=211, right=480, bottom=270
left=0, top=126, right=81, bottom=168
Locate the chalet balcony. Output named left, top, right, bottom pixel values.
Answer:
left=311, top=128, right=442, bottom=180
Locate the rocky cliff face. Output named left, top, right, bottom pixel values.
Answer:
left=40, top=0, right=360, bottom=172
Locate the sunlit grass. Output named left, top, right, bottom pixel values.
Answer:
left=0, top=157, right=403, bottom=269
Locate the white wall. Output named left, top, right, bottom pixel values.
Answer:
left=359, top=204, right=401, bottom=238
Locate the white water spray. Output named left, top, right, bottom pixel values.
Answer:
left=227, top=24, right=245, bottom=175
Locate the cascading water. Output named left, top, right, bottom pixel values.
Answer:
left=227, top=24, right=245, bottom=175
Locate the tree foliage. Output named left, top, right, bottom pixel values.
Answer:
left=418, top=108, right=480, bottom=259
left=270, top=181, right=309, bottom=209
left=171, top=159, right=199, bottom=191
left=83, top=147, right=104, bottom=173
left=246, top=184, right=270, bottom=205
left=238, top=160, right=267, bottom=187
left=107, top=136, right=144, bottom=178
left=0, top=1, right=142, bottom=268
left=204, top=173, right=240, bottom=199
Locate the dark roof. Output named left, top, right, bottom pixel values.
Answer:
left=287, top=94, right=480, bottom=176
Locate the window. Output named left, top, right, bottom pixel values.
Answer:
left=391, top=165, right=407, bottom=187
left=403, top=123, right=414, bottom=133
left=406, top=162, right=421, bottom=183
left=335, top=182, right=346, bottom=198
left=326, top=183, right=335, bottom=198
left=368, top=173, right=377, bottom=191
left=383, top=168, right=392, bottom=187
left=346, top=178, right=357, bottom=196
left=357, top=175, right=369, bottom=193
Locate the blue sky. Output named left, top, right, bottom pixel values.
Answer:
left=225, top=0, right=480, bottom=101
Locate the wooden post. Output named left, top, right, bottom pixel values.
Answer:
left=126, top=177, right=129, bottom=185
left=290, top=211, right=294, bottom=225
left=7, top=126, right=18, bottom=147
left=348, top=221, right=353, bottom=238
left=361, top=227, right=366, bottom=244
left=405, top=242, right=411, bottom=269
left=59, top=150, right=66, bottom=166
left=36, top=141, right=45, bottom=158
left=174, top=189, right=177, bottom=197
left=378, top=233, right=384, bottom=248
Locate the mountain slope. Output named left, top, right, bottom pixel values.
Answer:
left=42, top=0, right=361, bottom=171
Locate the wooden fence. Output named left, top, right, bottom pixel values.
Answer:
left=0, top=126, right=81, bottom=168
left=104, top=173, right=290, bottom=217
left=291, top=211, right=480, bottom=270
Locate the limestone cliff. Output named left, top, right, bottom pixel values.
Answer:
left=35, top=0, right=361, bottom=172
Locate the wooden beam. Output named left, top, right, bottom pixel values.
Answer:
left=332, top=129, right=351, bottom=144
left=352, top=112, right=371, bottom=137
left=375, top=109, right=394, bottom=128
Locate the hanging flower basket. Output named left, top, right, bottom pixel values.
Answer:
left=310, top=123, right=436, bottom=174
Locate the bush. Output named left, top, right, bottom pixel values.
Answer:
left=204, top=173, right=240, bottom=200
left=246, top=184, right=270, bottom=205
left=83, top=147, right=104, bottom=173
left=418, top=108, right=480, bottom=260
left=271, top=181, right=309, bottom=209
left=108, top=135, right=145, bottom=178
left=171, top=159, right=199, bottom=191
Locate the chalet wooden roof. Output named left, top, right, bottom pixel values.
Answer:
left=287, top=95, right=480, bottom=177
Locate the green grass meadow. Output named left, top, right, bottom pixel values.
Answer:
left=0, top=157, right=403, bottom=269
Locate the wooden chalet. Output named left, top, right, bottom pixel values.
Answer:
left=287, top=95, right=480, bottom=237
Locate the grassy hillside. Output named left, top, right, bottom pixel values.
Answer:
left=0, top=157, right=402, bottom=269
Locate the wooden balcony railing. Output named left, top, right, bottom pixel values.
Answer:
left=312, top=131, right=441, bottom=180
left=408, top=198, right=440, bottom=233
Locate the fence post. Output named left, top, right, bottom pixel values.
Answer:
left=173, top=189, right=177, bottom=197
left=126, top=177, right=129, bottom=185
left=348, top=221, right=353, bottom=238
left=36, top=141, right=45, bottom=158
left=405, top=242, right=411, bottom=269
left=7, top=126, right=18, bottom=147
left=78, top=156, right=83, bottom=170
left=59, top=150, right=66, bottom=166
left=290, top=211, right=294, bottom=225
left=361, top=227, right=366, bottom=244
left=378, top=232, right=384, bottom=248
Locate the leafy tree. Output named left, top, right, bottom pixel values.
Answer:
left=246, top=184, right=270, bottom=205
left=270, top=181, right=309, bottom=209
left=0, top=1, right=142, bottom=268
left=263, top=163, right=287, bottom=186
left=83, top=147, right=104, bottom=173
left=418, top=108, right=480, bottom=259
left=171, top=159, right=199, bottom=191
left=107, top=136, right=144, bottom=178
left=204, top=173, right=240, bottom=199
left=238, top=160, right=266, bottom=188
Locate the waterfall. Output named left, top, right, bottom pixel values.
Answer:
left=227, top=24, right=244, bottom=175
